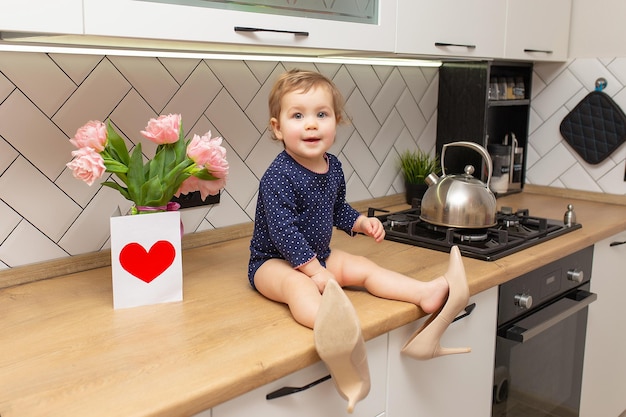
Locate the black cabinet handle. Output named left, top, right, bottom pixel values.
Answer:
left=435, top=42, right=476, bottom=49
left=266, top=374, right=331, bottom=400
left=610, top=240, right=626, bottom=247
left=235, top=26, right=309, bottom=36
left=453, top=303, right=476, bottom=323
left=523, top=48, right=554, bottom=54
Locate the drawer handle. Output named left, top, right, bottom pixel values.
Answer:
left=435, top=42, right=476, bottom=49
left=266, top=374, right=331, bottom=400
left=235, top=26, right=309, bottom=37
left=452, top=303, right=476, bottom=323
left=609, top=240, right=626, bottom=247
left=523, top=48, right=554, bottom=54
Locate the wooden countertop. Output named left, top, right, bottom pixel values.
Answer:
left=1, top=187, right=625, bottom=417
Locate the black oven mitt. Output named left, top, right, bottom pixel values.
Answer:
left=559, top=90, right=626, bottom=164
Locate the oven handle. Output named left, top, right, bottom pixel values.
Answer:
left=502, top=289, right=597, bottom=343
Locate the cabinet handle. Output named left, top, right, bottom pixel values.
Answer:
left=234, top=26, right=309, bottom=37
left=435, top=42, right=476, bottom=49
left=609, top=240, right=626, bottom=247
left=452, top=303, right=476, bottom=323
left=266, top=374, right=331, bottom=400
left=523, top=48, right=553, bottom=54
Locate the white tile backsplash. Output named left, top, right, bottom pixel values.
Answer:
left=529, top=59, right=626, bottom=192
left=0, top=72, right=14, bottom=103
left=371, top=69, right=405, bottom=123
left=0, top=137, right=18, bottom=175
left=345, top=89, right=380, bottom=146
left=532, top=69, right=583, bottom=121
left=109, top=55, right=183, bottom=112
left=0, top=220, right=68, bottom=267
left=0, top=52, right=624, bottom=270
left=0, top=52, right=77, bottom=117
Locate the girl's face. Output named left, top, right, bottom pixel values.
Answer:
left=270, top=85, right=337, bottom=172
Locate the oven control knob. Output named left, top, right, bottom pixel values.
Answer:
left=514, top=293, right=533, bottom=309
left=567, top=269, right=584, bottom=283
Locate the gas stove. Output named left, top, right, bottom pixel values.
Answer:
left=368, top=203, right=582, bottom=261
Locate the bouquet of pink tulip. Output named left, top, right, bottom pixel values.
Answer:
left=67, top=114, right=228, bottom=212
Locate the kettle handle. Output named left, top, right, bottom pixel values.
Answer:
left=441, top=141, right=493, bottom=188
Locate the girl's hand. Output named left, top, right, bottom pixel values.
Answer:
left=354, top=215, right=385, bottom=242
left=298, top=258, right=336, bottom=293
left=309, top=269, right=336, bottom=293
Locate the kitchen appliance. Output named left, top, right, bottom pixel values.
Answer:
left=368, top=203, right=581, bottom=261
left=421, top=141, right=497, bottom=229
left=369, top=199, right=591, bottom=416
left=487, top=143, right=511, bottom=194
left=492, top=246, right=596, bottom=416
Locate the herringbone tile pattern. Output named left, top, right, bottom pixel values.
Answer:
left=0, top=52, right=438, bottom=268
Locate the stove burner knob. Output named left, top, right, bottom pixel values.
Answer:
left=514, top=293, right=533, bottom=310
left=567, top=269, right=584, bottom=283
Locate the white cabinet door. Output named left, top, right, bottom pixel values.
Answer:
left=504, top=0, right=572, bottom=61
left=386, top=287, right=498, bottom=417
left=83, top=0, right=396, bottom=54
left=580, top=232, right=626, bottom=417
left=396, top=0, right=506, bottom=58
left=0, top=0, right=83, bottom=34
left=210, top=334, right=387, bottom=417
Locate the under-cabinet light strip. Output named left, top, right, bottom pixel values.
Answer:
left=0, top=43, right=442, bottom=67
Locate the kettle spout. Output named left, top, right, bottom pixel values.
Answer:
left=425, top=173, right=440, bottom=186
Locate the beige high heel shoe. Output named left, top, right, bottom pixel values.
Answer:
left=401, top=245, right=471, bottom=360
left=314, top=279, right=370, bottom=413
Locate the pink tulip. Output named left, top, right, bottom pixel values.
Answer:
left=66, top=147, right=106, bottom=186
left=176, top=176, right=227, bottom=201
left=70, top=120, right=107, bottom=152
left=140, top=114, right=181, bottom=144
left=187, top=132, right=229, bottom=179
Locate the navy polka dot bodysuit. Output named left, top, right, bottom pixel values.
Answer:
left=248, top=151, right=360, bottom=289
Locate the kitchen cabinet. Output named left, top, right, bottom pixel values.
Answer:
left=395, top=0, right=506, bottom=59
left=210, top=334, right=388, bottom=417
left=504, top=0, right=572, bottom=61
left=386, top=287, right=498, bottom=417
left=436, top=61, right=533, bottom=196
left=580, top=232, right=626, bottom=417
left=0, top=0, right=83, bottom=35
left=82, top=0, right=396, bottom=54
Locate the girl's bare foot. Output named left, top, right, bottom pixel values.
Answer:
left=418, top=275, right=449, bottom=314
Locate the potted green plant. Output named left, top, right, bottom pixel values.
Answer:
left=398, top=149, right=440, bottom=204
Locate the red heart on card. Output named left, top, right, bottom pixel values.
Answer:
left=119, top=240, right=176, bottom=283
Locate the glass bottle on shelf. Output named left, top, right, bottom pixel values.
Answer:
left=489, top=77, right=499, bottom=100
left=513, top=77, right=525, bottom=99
left=498, top=78, right=508, bottom=100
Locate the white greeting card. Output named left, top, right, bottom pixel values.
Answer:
left=109, top=211, right=183, bottom=309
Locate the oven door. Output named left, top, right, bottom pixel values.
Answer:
left=492, top=286, right=597, bottom=417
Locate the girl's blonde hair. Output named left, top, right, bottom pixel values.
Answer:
left=268, top=69, right=346, bottom=140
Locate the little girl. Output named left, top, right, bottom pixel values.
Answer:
left=248, top=69, right=470, bottom=413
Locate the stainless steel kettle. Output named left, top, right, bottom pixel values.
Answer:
left=420, top=141, right=497, bottom=228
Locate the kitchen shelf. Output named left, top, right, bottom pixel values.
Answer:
left=436, top=61, right=533, bottom=194
left=488, top=99, right=530, bottom=107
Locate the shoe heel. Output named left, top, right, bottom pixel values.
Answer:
left=401, top=246, right=471, bottom=360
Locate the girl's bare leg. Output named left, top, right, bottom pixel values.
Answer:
left=326, top=249, right=449, bottom=314
left=253, top=258, right=322, bottom=328
left=254, top=258, right=370, bottom=412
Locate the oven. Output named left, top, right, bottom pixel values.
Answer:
left=369, top=201, right=594, bottom=417
left=492, top=245, right=596, bottom=417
